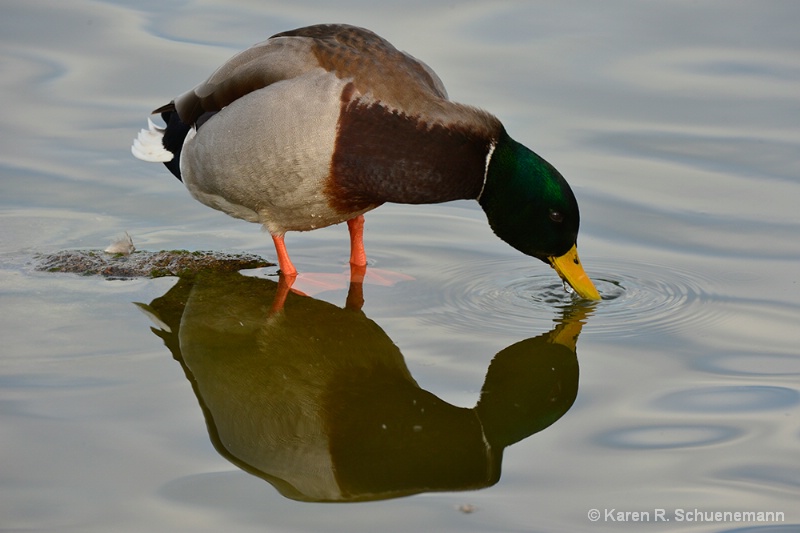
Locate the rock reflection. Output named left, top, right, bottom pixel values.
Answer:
left=139, top=271, right=593, bottom=502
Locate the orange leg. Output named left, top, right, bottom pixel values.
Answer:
left=347, top=215, right=367, bottom=267
left=269, top=233, right=297, bottom=314
left=271, top=233, right=298, bottom=278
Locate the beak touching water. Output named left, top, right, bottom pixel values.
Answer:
left=548, top=244, right=601, bottom=300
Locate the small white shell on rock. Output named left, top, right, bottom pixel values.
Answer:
left=105, top=232, right=135, bottom=255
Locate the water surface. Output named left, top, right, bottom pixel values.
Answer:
left=1, top=1, right=799, bottom=531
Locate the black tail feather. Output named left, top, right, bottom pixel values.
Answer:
left=159, top=107, right=219, bottom=182
left=160, top=109, right=191, bottom=182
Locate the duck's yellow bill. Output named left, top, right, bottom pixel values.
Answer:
left=548, top=244, right=601, bottom=300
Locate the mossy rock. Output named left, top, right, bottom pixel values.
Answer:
left=35, top=249, right=273, bottom=279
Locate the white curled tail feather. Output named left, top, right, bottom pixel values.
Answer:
left=131, top=118, right=173, bottom=162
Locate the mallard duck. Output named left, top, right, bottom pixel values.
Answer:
left=132, top=24, right=600, bottom=299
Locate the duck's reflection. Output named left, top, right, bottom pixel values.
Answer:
left=140, top=271, right=592, bottom=502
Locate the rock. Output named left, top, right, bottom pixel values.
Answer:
left=35, top=249, right=272, bottom=279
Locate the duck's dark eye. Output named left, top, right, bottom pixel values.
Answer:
left=549, top=209, right=564, bottom=223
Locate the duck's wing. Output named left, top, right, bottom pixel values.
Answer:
left=274, top=24, right=449, bottom=105
left=157, top=24, right=449, bottom=125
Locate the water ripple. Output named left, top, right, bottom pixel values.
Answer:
left=653, top=386, right=800, bottom=413
left=693, top=353, right=800, bottom=377
left=420, top=257, right=728, bottom=338
left=594, top=423, right=744, bottom=450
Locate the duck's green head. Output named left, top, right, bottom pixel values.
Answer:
left=479, top=131, right=600, bottom=300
